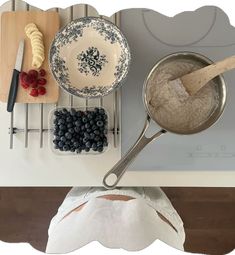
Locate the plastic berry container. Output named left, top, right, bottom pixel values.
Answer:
left=49, top=107, right=110, bottom=155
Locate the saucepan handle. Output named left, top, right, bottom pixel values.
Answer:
left=103, top=117, right=166, bottom=189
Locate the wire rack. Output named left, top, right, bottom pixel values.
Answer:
left=7, top=0, right=121, bottom=150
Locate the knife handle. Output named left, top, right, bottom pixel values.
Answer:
left=7, top=69, right=20, bottom=112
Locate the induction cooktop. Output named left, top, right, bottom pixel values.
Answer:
left=120, top=6, right=235, bottom=171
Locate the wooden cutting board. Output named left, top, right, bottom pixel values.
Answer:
left=0, top=11, right=60, bottom=103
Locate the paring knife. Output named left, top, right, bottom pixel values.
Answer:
left=7, top=40, right=24, bottom=112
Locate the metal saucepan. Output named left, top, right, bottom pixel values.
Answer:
left=103, top=52, right=227, bottom=189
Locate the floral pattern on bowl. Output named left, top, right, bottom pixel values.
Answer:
left=49, top=17, right=131, bottom=98
left=77, top=46, right=108, bottom=76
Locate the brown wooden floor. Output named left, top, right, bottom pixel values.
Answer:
left=0, top=188, right=235, bottom=254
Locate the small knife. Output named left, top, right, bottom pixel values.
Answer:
left=7, top=40, right=24, bottom=112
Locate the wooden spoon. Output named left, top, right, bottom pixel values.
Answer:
left=170, top=55, right=235, bottom=96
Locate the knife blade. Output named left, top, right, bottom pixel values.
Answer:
left=7, top=40, right=24, bottom=112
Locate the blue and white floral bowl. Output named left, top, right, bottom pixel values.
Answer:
left=49, top=17, right=131, bottom=98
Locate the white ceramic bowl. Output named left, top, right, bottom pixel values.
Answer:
left=49, top=17, right=131, bottom=98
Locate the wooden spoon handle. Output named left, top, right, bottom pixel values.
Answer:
left=182, top=55, right=235, bottom=95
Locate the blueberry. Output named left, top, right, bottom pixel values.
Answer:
left=55, top=136, right=60, bottom=141
left=74, top=126, right=80, bottom=133
left=92, top=147, right=98, bottom=151
left=90, top=120, right=94, bottom=125
left=71, top=138, right=76, bottom=143
left=86, top=128, right=92, bottom=133
left=90, top=133, right=95, bottom=139
left=85, top=147, right=90, bottom=152
left=66, top=116, right=72, bottom=122
left=58, top=130, right=64, bottom=136
left=62, top=108, right=68, bottom=114
left=69, top=128, right=75, bottom=134
left=97, top=121, right=103, bottom=127
left=97, top=147, right=104, bottom=152
left=54, top=110, right=60, bottom=116
left=53, top=139, right=58, bottom=144
left=99, top=108, right=105, bottom=114
left=99, top=128, right=105, bottom=133
left=80, top=145, right=86, bottom=150
left=82, top=117, right=88, bottom=123
left=70, top=148, right=76, bottom=152
left=73, top=142, right=80, bottom=148
left=83, top=137, right=89, bottom=143
left=58, top=118, right=65, bottom=125
left=59, top=124, right=66, bottom=130
left=54, top=129, right=59, bottom=135
left=75, top=120, right=82, bottom=127
left=96, top=115, right=102, bottom=121
left=63, top=145, right=70, bottom=151
left=71, top=108, right=76, bottom=116
left=54, top=144, right=59, bottom=149
left=53, top=119, right=58, bottom=124
left=54, top=122, right=60, bottom=128
left=94, top=107, right=99, bottom=113
left=97, top=141, right=103, bottom=147
left=65, top=140, right=71, bottom=145
left=85, top=123, right=90, bottom=129
left=65, top=132, right=72, bottom=140
left=84, top=132, right=90, bottom=138
left=87, top=113, right=93, bottom=120
left=85, top=141, right=91, bottom=148
left=76, top=111, right=82, bottom=117
left=76, top=148, right=82, bottom=154
left=58, top=141, right=64, bottom=148
left=92, top=125, right=97, bottom=130
left=67, top=123, right=73, bottom=129
left=94, top=136, right=100, bottom=141
left=58, top=119, right=66, bottom=125
left=81, top=125, right=85, bottom=131
left=60, top=136, right=66, bottom=142
left=94, top=130, right=100, bottom=135
left=84, top=133, right=91, bottom=139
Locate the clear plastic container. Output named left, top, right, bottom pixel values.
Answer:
left=49, top=106, right=110, bottom=155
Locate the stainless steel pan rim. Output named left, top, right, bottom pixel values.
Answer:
left=103, top=51, right=227, bottom=189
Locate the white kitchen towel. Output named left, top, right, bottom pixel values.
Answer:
left=46, top=187, right=185, bottom=253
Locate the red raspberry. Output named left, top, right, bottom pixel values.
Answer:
left=31, top=80, right=38, bottom=88
left=23, top=74, right=34, bottom=85
left=29, top=88, right=38, bottom=97
left=20, top=72, right=27, bottom=82
left=28, top=74, right=37, bottom=83
left=38, top=86, right=46, bottom=95
left=39, top=69, right=46, bottom=77
left=28, top=69, right=38, bottom=79
left=21, top=81, right=29, bottom=89
left=37, top=78, right=47, bottom=85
